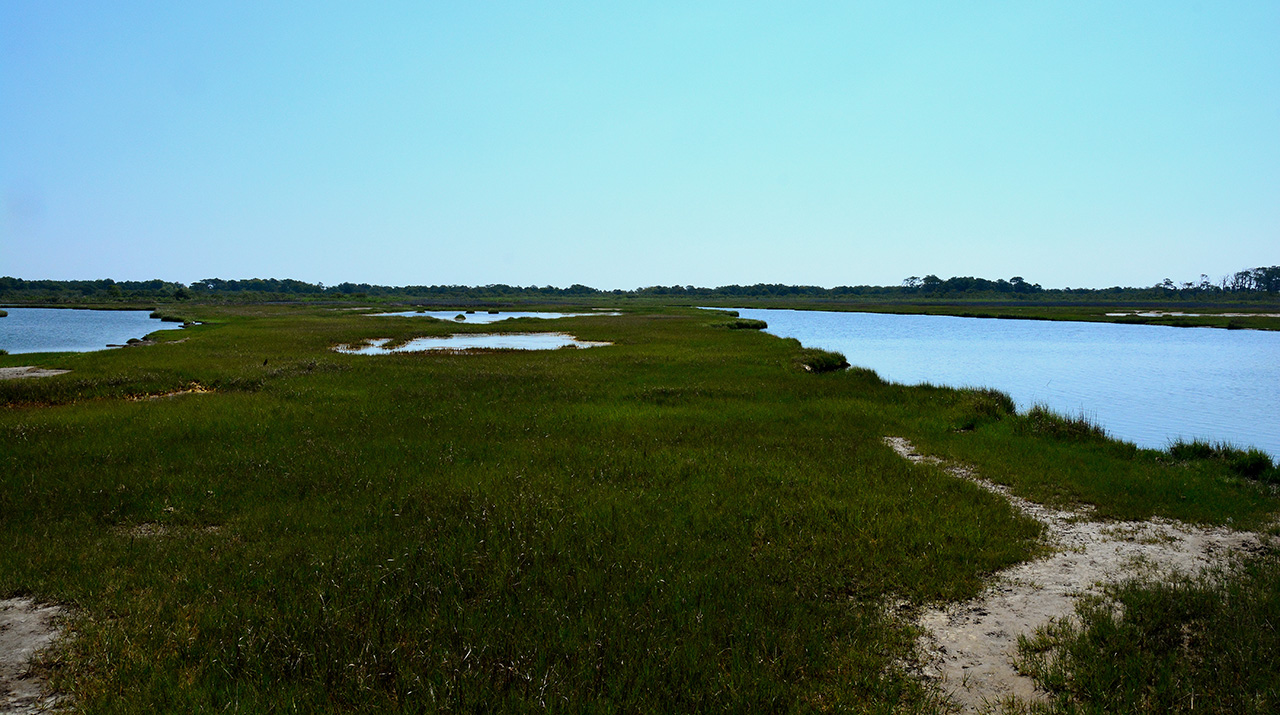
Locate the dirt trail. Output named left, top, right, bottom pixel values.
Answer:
left=0, top=599, right=64, bottom=714
left=884, top=436, right=1266, bottom=714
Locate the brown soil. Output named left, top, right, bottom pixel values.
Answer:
left=884, top=436, right=1269, bottom=714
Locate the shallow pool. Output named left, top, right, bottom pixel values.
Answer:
left=335, top=333, right=610, bottom=354
left=371, top=310, right=619, bottom=324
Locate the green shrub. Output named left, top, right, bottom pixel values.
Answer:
left=726, top=318, right=768, bottom=330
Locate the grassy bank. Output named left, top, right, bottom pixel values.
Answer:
left=2, top=306, right=1275, bottom=712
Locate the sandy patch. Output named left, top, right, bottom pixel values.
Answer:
left=0, top=368, right=69, bottom=381
left=0, top=599, right=65, bottom=714
left=884, top=436, right=1267, bottom=713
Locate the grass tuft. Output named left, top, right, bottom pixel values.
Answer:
left=725, top=318, right=768, bottom=330
left=1168, top=440, right=1278, bottom=484
left=1017, top=404, right=1108, bottom=442
left=951, top=387, right=1016, bottom=431
left=795, top=347, right=849, bottom=373
left=148, top=310, right=191, bottom=323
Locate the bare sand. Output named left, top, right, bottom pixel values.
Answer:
left=0, top=368, right=68, bottom=381
left=0, top=599, right=64, bottom=714
left=884, top=436, right=1269, bottom=713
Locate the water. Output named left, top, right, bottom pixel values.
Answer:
left=371, top=310, right=619, bottom=324
left=335, top=333, right=609, bottom=354
left=726, top=308, right=1280, bottom=457
left=0, top=308, right=185, bottom=354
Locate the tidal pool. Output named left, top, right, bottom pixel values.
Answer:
left=335, top=333, right=610, bottom=354
left=370, top=310, right=619, bottom=324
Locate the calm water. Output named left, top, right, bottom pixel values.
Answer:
left=372, top=311, right=619, bottom=324
left=336, top=333, right=609, bottom=354
left=729, top=308, right=1280, bottom=457
left=0, top=308, right=184, bottom=354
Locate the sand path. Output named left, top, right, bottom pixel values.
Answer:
left=0, top=599, right=64, bottom=714
left=884, top=436, right=1267, bottom=713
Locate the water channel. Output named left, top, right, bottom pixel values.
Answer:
left=0, top=308, right=184, bottom=354
left=727, top=308, right=1280, bottom=457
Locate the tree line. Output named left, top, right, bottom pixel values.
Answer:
left=1, top=267, right=1276, bottom=304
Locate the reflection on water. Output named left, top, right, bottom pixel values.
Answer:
left=0, top=308, right=185, bottom=354
left=335, top=333, right=610, bottom=354
left=723, top=307, right=1280, bottom=457
left=371, top=310, right=620, bottom=324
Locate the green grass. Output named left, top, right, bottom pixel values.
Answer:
left=1, top=306, right=1275, bottom=712
left=1168, top=439, right=1279, bottom=484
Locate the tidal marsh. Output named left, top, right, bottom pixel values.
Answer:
left=1, top=306, right=1275, bottom=713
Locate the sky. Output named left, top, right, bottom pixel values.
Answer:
left=2, top=2, right=1277, bottom=290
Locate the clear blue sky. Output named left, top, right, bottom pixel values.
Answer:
left=3, top=2, right=1277, bottom=289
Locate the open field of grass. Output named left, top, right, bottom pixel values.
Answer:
left=2, top=306, right=1276, bottom=712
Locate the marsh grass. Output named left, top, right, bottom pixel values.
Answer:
left=951, top=388, right=1017, bottom=432
left=1168, top=439, right=1279, bottom=484
left=1, top=306, right=1275, bottom=712
left=794, top=346, right=850, bottom=373
left=1018, top=405, right=1108, bottom=442
left=149, top=310, right=191, bottom=324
